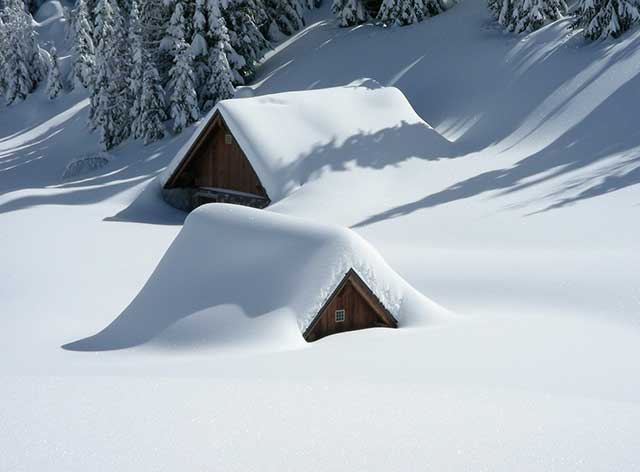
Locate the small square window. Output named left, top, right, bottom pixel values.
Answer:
left=224, top=133, right=233, bottom=144
left=335, top=309, right=345, bottom=323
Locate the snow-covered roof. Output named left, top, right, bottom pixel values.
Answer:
left=69, top=204, right=446, bottom=350
left=162, top=79, right=450, bottom=202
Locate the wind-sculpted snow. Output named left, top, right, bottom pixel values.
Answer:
left=64, top=204, right=446, bottom=351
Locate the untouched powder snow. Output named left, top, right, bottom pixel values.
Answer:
left=65, top=204, right=446, bottom=351
left=163, top=80, right=450, bottom=202
left=2, top=1, right=640, bottom=470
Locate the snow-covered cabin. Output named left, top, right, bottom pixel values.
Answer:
left=65, top=205, right=445, bottom=350
left=161, top=80, right=448, bottom=211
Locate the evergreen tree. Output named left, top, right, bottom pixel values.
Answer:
left=91, top=0, right=130, bottom=149
left=488, top=0, right=503, bottom=18
left=140, top=0, right=170, bottom=77
left=71, top=0, right=95, bottom=89
left=139, top=51, right=167, bottom=143
left=221, top=0, right=270, bottom=81
left=265, top=0, right=305, bottom=36
left=498, top=0, right=514, bottom=28
left=0, top=0, right=48, bottom=104
left=202, top=41, right=235, bottom=110
left=191, top=0, right=211, bottom=98
left=574, top=0, right=640, bottom=39
left=167, top=2, right=200, bottom=133
left=511, top=0, right=567, bottom=33
left=207, top=0, right=246, bottom=84
left=0, top=16, right=7, bottom=98
left=111, top=0, right=133, bottom=140
left=129, top=0, right=145, bottom=138
left=131, top=0, right=167, bottom=143
left=331, top=0, right=367, bottom=26
left=491, top=0, right=567, bottom=32
left=378, top=0, right=427, bottom=25
left=46, top=46, right=63, bottom=99
left=424, top=0, right=443, bottom=17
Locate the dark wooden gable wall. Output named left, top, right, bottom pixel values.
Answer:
left=166, top=113, right=268, bottom=199
left=304, top=269, right=398, bottom=342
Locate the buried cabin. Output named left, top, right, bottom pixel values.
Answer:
left=163, top=112, right=271, bottom=210
left=304, top=268, right=398, bottom=342
left=160, top=81, right=449, bottom=212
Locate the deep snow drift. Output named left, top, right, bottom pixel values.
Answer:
left=66, top=204, right=445, bottom=351
left=1, top=1, right=640, bottom=471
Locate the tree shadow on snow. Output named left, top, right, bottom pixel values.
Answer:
left=0, top=94, right=191, bottom=223
left=354, top=33, right=640, bottom=227
left=279, top=120, right=455, bottom=188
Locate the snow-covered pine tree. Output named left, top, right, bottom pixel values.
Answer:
left=378, top=0, right=428, bottom=25
left=488, top=0, right=503, bottom=18
left=46, top=46, right=63, bottom=99
left=331, top=0, right=367, bottom=26
left=191, top=0, right=211, bottom=100
left=128, top=0, right=167, bottom=143
left=574, top=0, right=640, bottom=39
left=71, top=0, right=95, bottom=89
left=1, top=0, right=48, bottom=104
left=129, top=0, right=145, bottom=139
left=265, top=0, right=305, bottom=36
left=0, top=15, right=7, bottom=98
left=167, top=2, right=200, bottom=133
left=221, top=0, right=270, bottom=81
left=423, top=0, right=443, bottom=17
left=207, top=0, right=246, bottom=84
left=113, top=1, right=133, bottom=144
left=139, top=50, right=167, bottom=143
left=511, top=0, right=567, bottom=33
left=498, top=0, right=514, bottom=28
left=140, top=0, right=169, bottom=73
left=91, top=0, right=131, bottom=149
left=202, top=41, right=235, bottom=110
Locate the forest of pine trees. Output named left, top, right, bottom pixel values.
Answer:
left=2, top=0, right=640, bottom=150
left=0, top=0, right=314, bottom=149
left=488, top=0, right=640, bottom=37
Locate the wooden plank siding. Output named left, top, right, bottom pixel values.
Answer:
left=165, top=112, right=269, bottom=200
left=304, top=269, right=398, bottom=342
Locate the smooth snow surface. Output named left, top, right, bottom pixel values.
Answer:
left=2, top=1, right=640, bottom=471
left=65, top=204, right=445, bottom=351
left=163, top=80, right=450, bottom=202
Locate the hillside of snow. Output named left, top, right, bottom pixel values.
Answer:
left=1, top=1, right=640, bottom=470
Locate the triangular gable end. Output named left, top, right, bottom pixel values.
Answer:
left=163, top=111, right=270, bottom=209
left=303, top=269, right=398, bottom=342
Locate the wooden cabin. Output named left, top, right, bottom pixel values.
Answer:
left=304, top=269, right=398, bottom=342
left=163, top=111, right=270, bottom=211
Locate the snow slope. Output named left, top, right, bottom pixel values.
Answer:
left=1, top=1, right=640, bottom=470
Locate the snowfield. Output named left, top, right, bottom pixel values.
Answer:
left=1, top=1, right=640, bottom=471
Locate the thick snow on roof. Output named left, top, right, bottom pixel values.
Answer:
left=67, top=204, right=446, bottom=351
left=161, top=80, right=450, bottom=202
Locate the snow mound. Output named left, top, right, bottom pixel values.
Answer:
left=162, top=81, right=451, bottom=203
left=65, top=204, right=446, bottom=351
